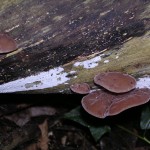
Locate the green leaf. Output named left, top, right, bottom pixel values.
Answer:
left=89, top=125, right=110, bottom=141
left=140, top=105, right=150, bottom=129
left=64, top=106, right=111, bottom=141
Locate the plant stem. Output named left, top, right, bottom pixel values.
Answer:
left=116, top=124, right=150, bottom=144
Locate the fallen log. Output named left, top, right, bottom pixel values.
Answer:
left=0, top=0, right=149, bottom=93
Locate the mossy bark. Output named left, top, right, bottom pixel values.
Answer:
left=0, top=0, right=149, bottom=93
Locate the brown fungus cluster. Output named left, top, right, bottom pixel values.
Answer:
left=70, top=72, right=150, bottom=118
left=0, top=33, right=17, bottom=54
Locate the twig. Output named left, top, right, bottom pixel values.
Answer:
left=116, top=124, right=150, bottom=144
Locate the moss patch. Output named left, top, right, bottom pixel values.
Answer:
left=65, top=32, right=150, bottom=85
left=23, top=30, right=150, bottom=94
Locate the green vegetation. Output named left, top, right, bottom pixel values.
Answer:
left=64, top=105, right=150, bottom=144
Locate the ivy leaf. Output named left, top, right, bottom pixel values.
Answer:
left=64, top=106, right=111, bottom=141
left=89, top=125, right=110, bottom=142
left=140, top=105, right=150, bottom=129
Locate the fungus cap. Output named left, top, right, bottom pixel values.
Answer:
left=70, top=83, right=90, bottom=94
left=0, top=33, right=17, bottom=54
left=81, top=90, right=114, bottom=118
left=109, top=88, right=150, bottom=116
left=94, top=72, right=136, bottom=93
left=81, top=88, right=150, bottom=118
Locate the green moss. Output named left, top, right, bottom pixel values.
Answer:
left=20, top=30, right=150, bottom=94
left=65, top=31, right=150, bottom=86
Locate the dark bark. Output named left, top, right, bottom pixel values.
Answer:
left=0, top=0, right=149, bottom=93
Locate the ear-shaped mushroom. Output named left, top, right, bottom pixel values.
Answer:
left=108, top=88, right=150, bottom=116
left=70, top=83, right=90, bottom=94
left=94, top=72, right=136, bottom=93
left=81, top=90, right=113, bottom=118
left=81, top=88, right=150, bottom=118
left=0, top=33, right=17, bottom=54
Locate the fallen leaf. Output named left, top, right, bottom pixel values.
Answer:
left=38, top=119, right=49, bottom=150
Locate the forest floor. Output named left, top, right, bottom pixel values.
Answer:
left=0, top=94, right=150, bottom=150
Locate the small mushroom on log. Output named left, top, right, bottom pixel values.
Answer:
left=70, top=83, right=91, bottom=94
left=0, top=33, right=17, bottom=54
left=81, top=88, right=150, bottom=118
left=94, top=72, right=136, bottom=93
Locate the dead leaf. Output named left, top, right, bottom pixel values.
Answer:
left=25, top=143, right=38, bottom=150
left=5, top=106, right=57, bottom=126
left=38, top=119, right=49, bottom=150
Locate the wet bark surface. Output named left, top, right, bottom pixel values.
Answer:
left=0, top=0, right=149, bottom=85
